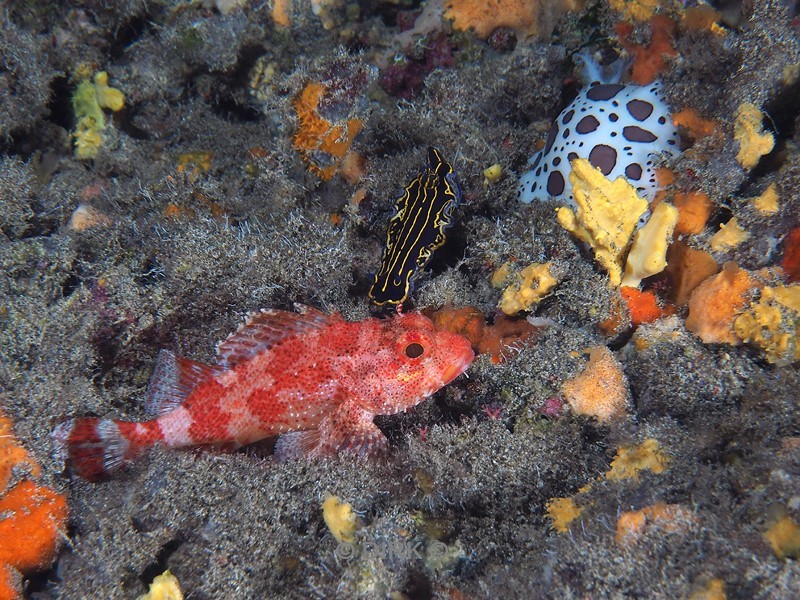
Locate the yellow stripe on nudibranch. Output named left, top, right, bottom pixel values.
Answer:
left=369, top=147, right=462, bottom=307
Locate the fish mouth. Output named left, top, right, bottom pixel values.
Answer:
left=441, top=350, right=475, bottom=385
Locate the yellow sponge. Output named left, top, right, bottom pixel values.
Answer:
left=322, top=492, right=358, bottom=543
left=734, top=284, right=800, bottom=366
left=557, top=159, right=648, bottom=287
left=734, top=103, right=774, bottom=169
left=71, top=71, right=125, bottom=159
left=621, top=201, right=678, bottom=288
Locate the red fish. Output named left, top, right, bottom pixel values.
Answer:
left=53, top=306, right=474, bottom=480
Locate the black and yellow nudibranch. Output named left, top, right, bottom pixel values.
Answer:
left=369, top=147, right=462, bottom=307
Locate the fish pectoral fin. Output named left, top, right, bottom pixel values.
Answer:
left=273, top=430, right=322, bottom=461
left=273, top=403, right=388, bottom=460
left=318, top=402, right=388, bottom=456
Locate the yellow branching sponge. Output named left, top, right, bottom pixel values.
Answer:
left=557, top=159, right=648, bottom=287
left=621, top=201, right=678, bottom=288
left=498, top=262, right=558, bottom=315
left=734, top=284, right=800, bottom=366
left=561, top=345, right=631, bottom=422
left=734, top=102, right=775, bottom=169
left=72, top=71, right=125, bottom=159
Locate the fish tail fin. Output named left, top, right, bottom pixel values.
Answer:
left=53, top=417, right=145, bottom=481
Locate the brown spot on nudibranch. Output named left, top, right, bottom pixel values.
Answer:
left=623, top=125, right=658, bottom=143
left=547, top=171, right=565, bottom=196
left=576, top=115, right=600, bottom=134
left=586, top=84, right=625, bottom=101
left=544, top=125, right=558, bottom=154
left=625, top=163, right=643, bottom=180
left=588, top=144, right=617, bottom=175
left=626, top=99, right=654, bottom=121
left=562, top=109, right=575, bottom=125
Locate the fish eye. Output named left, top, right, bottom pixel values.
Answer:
left=405, top=342, right=425, bottom=358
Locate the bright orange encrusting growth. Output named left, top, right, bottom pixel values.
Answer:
left=293, top=82, right=363, bottom=180
left=619, top=287, right=674, bottom=326
left=616, top=16, right=678, bottom=85
left=0, top=410, right=68, bottom=600
left=672, top=108, right=717, bottom=140
left=0, top=482, right=68, bottom=574
left=0, top=416, right=40, bottom=491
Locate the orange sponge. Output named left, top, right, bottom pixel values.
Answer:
left=0, top=410, right=68, bottom=600
left=620, top=288, right=674, bottom=326
left=561, top=346, right=631, bottom=422
left=665, top=241, right=719, bottom=307
left=685, top=262, right=756, bottom=344
left=616, top=16, right=678, bottom=85
left=673, top=190, right=713, bottom=236
left=0, top=416, right=40, bottom=494
left=444, top=0, right=583, bottom=41
left=0, top=481, right=68, bottom=575
left=427, top=304, right=541, bottom=363
left=616, top=502, right=696, bottom=545
left=293, top=82, right=363, bottom=180
left=672, top=108, right=717, bottom=141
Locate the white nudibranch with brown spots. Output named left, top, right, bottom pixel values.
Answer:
left=519, top=62, right=680, bottom=213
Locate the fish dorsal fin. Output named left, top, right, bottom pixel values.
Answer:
left=215, top=304, right=336, bottom=369
left=145, top=349, right=223, bottom=416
